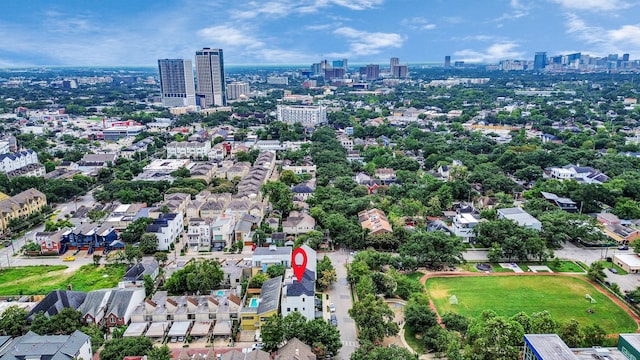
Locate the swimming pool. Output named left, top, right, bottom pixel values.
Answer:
left=249, top=298, right=259, bottom=308
left=216, top=290, right=225, bottom=297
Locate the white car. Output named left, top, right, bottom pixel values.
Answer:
left=329, top=303, right=336, bottom=313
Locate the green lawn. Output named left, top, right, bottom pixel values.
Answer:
left=0, top=264, right=126, bottom=296
left=426, top=275, right=637, bottom=334
left=545, top=261, right=584, bottom=273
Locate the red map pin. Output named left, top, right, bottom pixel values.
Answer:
left=292, top=247, right=308, bottom=283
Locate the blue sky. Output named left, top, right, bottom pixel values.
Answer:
left=0, top=0, right=639, bottom=67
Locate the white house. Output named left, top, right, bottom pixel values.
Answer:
left=187, top=217, right=212, bottom=250
left=252, top=245, right=292, bottom=271
left=211, top=215, right=235, bottom=250
left=452, top=213, right=479, bottom=243
left=0, top=149, right=43, bottom=177
left=496, top=207, right=542, bottom=231
left=145, top=213, right=184, bottom=251
left=281, top=269, right=316, bottom=321
left=544, top=164, right=610, bottom=184
left=166, top=140, right=212, bottom=159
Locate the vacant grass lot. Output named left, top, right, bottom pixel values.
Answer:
left=426, top=275, right=637, bottom=334
left=0, top=264, right=127, bottom=296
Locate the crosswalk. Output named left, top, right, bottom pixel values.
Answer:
left=341, top=340, right=358, bottom=348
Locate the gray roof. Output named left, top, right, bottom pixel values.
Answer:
left=275, top=337, right=316, bottom=360
left=106, top=289, right=142, bottom=318
left=257, top=276, right=282, bottom=315
left=27, top=290, right=87, bottom=320
left=123, top=260, right=159, bottom=282
left=0, top=330, right=90, bottom=360
left=253, top=246, right=292, bottom=256
left=524, top=334, right=578, bottom=360
left=222, top=350, right=270, bottom=360
left=76, top=289, right=114, bottom=319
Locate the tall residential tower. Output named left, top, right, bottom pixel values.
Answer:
left=195, top=48, right=226, bottom=107
left=157, top=59, right=196, bottom=107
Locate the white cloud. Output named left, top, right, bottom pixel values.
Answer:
left=333, top=27, right=404, bottom=56
left=562, top=13, right=640, bottom=56
left=304, top=23, right=340, bottom=31
left=453, top=42, right=525, bottom=63
left=231, top=0, right=383, bottom=19
left=197, top=26, right=263, bottom=47
left=401, top=17, right=436, bottom=31
left=494, top=0, right=530, bottom=21
left=550, top=0, right=632, bottom=11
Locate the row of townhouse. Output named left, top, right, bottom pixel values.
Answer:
left=166, top=140, right=212, bottom=159
left=0, top=149, right=43, bottom=178
left=0, top=188, right=47, bottom=235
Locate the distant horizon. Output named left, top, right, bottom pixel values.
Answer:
left=0, top=1, right=638, bottom=67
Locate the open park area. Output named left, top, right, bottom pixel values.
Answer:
left=0, top=264, right=126, bottom=296
left=426, top=275, right=638, bottom=334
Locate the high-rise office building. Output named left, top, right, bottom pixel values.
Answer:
left=392, top=65, right=409, bottom=78
left=444, top=56, right=451, bottom=68
left=158, top=59, right=196, bottom=108
left=332, top=59, right=348, bottom=70
left=534, top=52, right=547, bottom=70
left=226, top=82, right=250, bottom=100
left=390, top=57, right=400, bottom=69
left=365, top=64, right=380, bottom=81
left=195, top=48, right=226, bottom=107
left=623, top=53, right=630, bottom=62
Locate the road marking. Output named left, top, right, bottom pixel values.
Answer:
left=341, top=340, right=358, bottom=348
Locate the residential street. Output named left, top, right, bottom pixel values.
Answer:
left=326, top=250, right=358, bottom=360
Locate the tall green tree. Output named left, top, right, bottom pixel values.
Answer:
left=349, top=294, right=398, bottom=344
left=398, top=231, right=465, bottom=269
left=0, top=305, right=28, bottom=336
left=164, top=258, right=224, bottom=295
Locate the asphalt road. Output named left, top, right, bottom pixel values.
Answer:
left=326, top=250, right=358, bottom=360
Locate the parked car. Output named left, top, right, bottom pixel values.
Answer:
left=329, top=303, right=336, bottom=313
left=63, top=256, right=75, bottom=262
left=252, top=343, right=264, bottom=350
left=619, top=245, right=629, bottom=250
left=608, top=267, right=618, bottom=274
left=330, top=314, right=337, bottom=327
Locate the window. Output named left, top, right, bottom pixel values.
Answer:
left=302, top=298, right=305, bottom=302
left=110, top=317, right=115, bottom=324
left=287, top=308, right=290, bottom=312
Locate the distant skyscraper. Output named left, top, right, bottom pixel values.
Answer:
left=365, top=64, right=380, bottom=81
left=392, top=65, right=409, bottom=78
left=226, top=82, right=250, bottom=100
left=158, top=59, right=196, bottom=108
left=195, top=48, right=226, bottom=107
left=390, top=57, right=400, bottom=69
left=534, top=52, right=547, bottom=70
left=332, top=59, right=348, bottom=70
left=444, top=56, right=451, bottom=68
left=623, top=53, right=630, bottom=62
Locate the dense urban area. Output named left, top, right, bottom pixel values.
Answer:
left=2, top=54, right=640, bottom=360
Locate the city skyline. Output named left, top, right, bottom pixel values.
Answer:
left=0, top=0, right=639, bottom=67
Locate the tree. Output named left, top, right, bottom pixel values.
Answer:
left=559, top=319, right=583, bottom=348
left=0, top=305, right=27, bottom=336
left=466, top=310, right=524, bottom=360
left=261, top=180, right=294, bottom=216
left=582, top=323, right=606, bottom=346
left=50, top=307, right=83, bottom=335
left=349, top=294, right=398, bottom=344
left=441, top=312, right=470, bottom=336
left=266, top=264, right=286, bottom=278
left=143, top=274, right=155, bottom=298
left=164, top=258, right=224, bottom=295
left=29, top=311, right=51, bottom=335
left=317, top=256, right=337, bottom=292
left=124, top=244, right=143, bottom=264
left=139, top=233, right=159, bottom=254
left=587, top=262, right=606, bottom=283
left=92, top=254, right=102, bottom=266
left=350, top=342, right=416, bottom=360
left=404, top=295, right=438, bottom=331
left=81, top=325, right=106, bottom=353
left=398, top=231, right=465, bottom=269
left=147, top=345, right=172, bottom=360
left=154, top=252, right=168, bottom=265
left=279, top=170, right=300, bottom=186
left=100, top=336, right=154, bottom=360
left=120, top=217, right=154, bottom=243
left=261, top=314, right=284, bottom=352
left=304, top=318, right=342, bottom=357
left=248, top=273, right=270, bottom=288
left=530, top=310, right=559, bottom=334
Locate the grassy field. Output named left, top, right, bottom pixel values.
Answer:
left=426, top=275, right=637, bottom=334
left=0, top=264, right=127, bottom=296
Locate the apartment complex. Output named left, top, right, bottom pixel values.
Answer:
left=0, top=188, right=47, bottom=234
left=195, top=48, right=226, bottom=107
left=158, top=59, right=197, bottom=107
left=276, top=104, right=327, bottom=127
